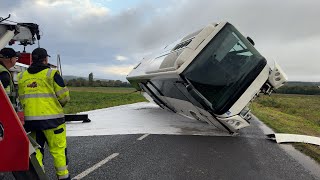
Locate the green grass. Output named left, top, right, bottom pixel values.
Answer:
left=63, top=87, right=146, bottom=114
left=251, top=94, right=320, bottom=164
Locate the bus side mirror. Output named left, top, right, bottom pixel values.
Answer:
left=247, top=36, right=255, bottom=46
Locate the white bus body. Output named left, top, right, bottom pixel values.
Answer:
left=127, top=22, right=287, bottom=133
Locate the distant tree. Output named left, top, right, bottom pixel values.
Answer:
left=76, top=78, right=86, bottom=87
left=114, top=80, right=122, bottom=87
left=65, top=77, right=133, bottom=88
left=66, top=79, right=76, bottom=86
left=89, top=72, right=93, bottom=86
left=100, top=81, right=107, bottom=87
left=94, top=80, right=102, bottom=87
left=276, top=85, right=320, bottom=95
left=121, top=82, right=132, bottom=87
left=108, top=80, right=115, bottom=87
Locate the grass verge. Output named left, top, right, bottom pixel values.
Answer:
left=251, top=94, right=320, bottom=164
left=63, top=87, right=146, bottom=114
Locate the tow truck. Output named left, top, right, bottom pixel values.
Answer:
left=0, top=14, right=50, bottom=180
left=0, top=14, right=89, bottom=180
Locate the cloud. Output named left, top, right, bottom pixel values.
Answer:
left=2, top=0, right=320, bottom=81
left=115, top=55, right=128, bottom=61
left=260, top=35, right=320, bottom=82
left=62, top=63, right=134, bottom=81
left=34, top=0, right=109, bottom=17
left=102, top=65, right=135, bottom=76
left=0, top=0, right=23, bottom=11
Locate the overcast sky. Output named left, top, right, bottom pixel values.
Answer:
left=1, top=0, right=320, bottom=82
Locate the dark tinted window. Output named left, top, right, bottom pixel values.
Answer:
left=141, top=82, right=176, bottom=112
left=150, top=79, right=190, bottom=102
left=183, top=23, right=266, bottom=114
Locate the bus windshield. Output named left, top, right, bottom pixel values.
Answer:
left=182, top=23, right=266, bottom=114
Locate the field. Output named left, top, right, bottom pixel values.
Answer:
left=251, top=94, right=320, bottom=163
left=63, top=87, right=146, bottom=114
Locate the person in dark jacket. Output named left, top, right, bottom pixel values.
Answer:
left=18, top=48, right=70, bottom=180
left=0, top=47, right=19, bottom=95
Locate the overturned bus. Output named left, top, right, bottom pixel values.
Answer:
left=127, top=22, right=287, bottom=134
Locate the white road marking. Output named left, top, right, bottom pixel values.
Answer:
left=137, top=134, right=150, bottom=140
left=72, top=153, right=119, bottom=180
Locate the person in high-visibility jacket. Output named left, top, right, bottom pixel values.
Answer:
left=0, top=48, right=20, bottom=180
left=0, top=48, right=19, bottom=97
left=18, top=48, right=70, bottom=180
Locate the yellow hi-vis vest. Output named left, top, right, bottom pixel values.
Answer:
left=18, top=68, right=70, bottom=122
left=0, top=64, right=13, bottom=96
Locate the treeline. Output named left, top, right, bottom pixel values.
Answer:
left=65, top=78, right=132, bottom=87
left=64, top=73, right=131, bottom=87
left=276, top=86, right=320, bottom=95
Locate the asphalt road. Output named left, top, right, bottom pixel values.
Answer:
left=2, top=123, right=319, bottom=180
left=1, top=103, right=319, bottom=180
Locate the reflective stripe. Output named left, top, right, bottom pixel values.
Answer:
left=20, top=93, right=56, bottom=99
left=59, top=96, right=70, bottom=104
left=25, top=114, right=65, bottom=120
left=56, top=88, right=69, bottom=97
left=0, top=65, right=13, bottom=94
left=11, top=91, right=16, bottom=96
left=46, top=69, right=53, bottom=77
left=58, top=174, right=69, bottom=180
left=19, top=71, right=24, bottom=80
left=56, top=165, right=68, bottom=171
